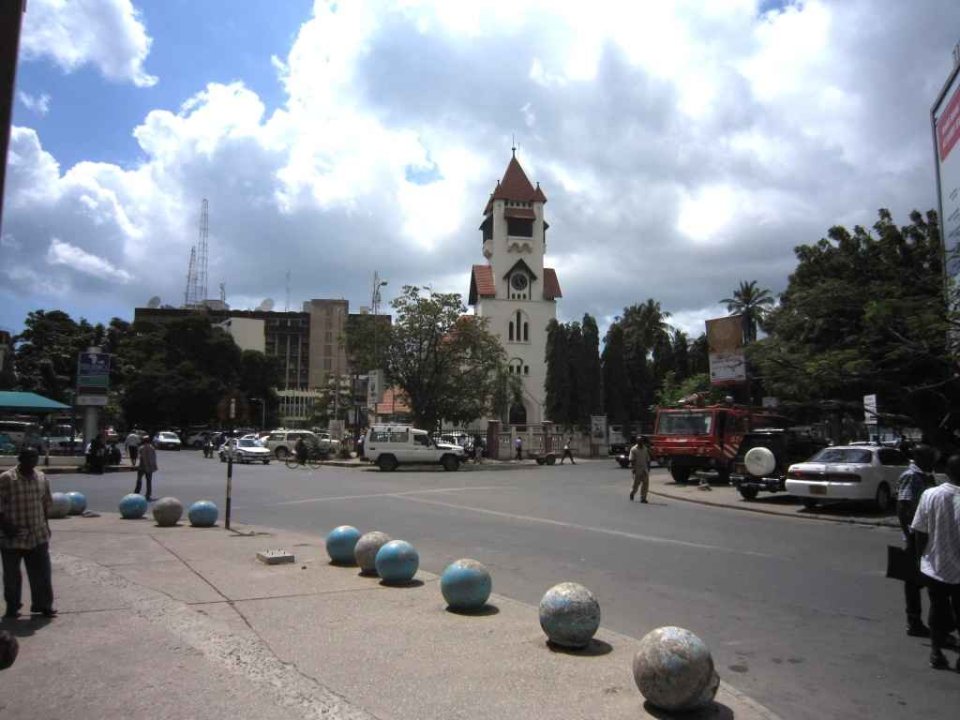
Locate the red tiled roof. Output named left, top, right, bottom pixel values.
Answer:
left=504, top=207, right=536, bottom=220
left=543, top=268, right=562, bottom=300
left=483, top=154, right=547, bottom=213
left=468, top=264, right=496, bottom=305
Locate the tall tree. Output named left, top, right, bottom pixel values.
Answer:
left=721, top=280, right=775, bottom=343
left=601, top=324, right=631, bottom=429
left=544, top=319, right=570, bottom=425
left=14, top=310, right=99, bottom=401
left=751, top=208, right=954, bottom=441
left=578, top=314, right=604, bottom=424
left=384, top=286, right=511, bottom=430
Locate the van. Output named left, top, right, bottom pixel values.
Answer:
left=364, top=425, right=465, bottom=472
left=0, top=420, right=43, bottom=450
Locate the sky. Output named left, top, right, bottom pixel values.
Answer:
left=2, top=0, right=960, bottom=340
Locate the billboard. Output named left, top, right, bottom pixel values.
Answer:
left=77, top=351, right=110, bottom=392
left=933, top=53, right=960, bottom=282
left=706, top=315, right=746, bottom=386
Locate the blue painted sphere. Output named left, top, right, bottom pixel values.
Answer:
left=152, top=496, right=183, bottom=527
left=440, top=559, right=492, bottom=610
left=539, top=582, right=601, bottom=648
left=633, top=626, right=719, bottom=711
left=354, top=531, right=391, bottom=574
left=65, top=491, right=87, bottom=515
left=326, top=525, right=361, bottom=564
left=374, top=540, right=419, bottom=584
left=188, top=500, right=219, bottom=527
left=119, top=493, right=148, bottom=519
left=47, top=492, right=71, bottom=519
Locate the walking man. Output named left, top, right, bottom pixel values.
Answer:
left=124, top=429, right=141, bottom=467
left=0, top=447, right=56, bottom=619
left=560, top=437, right=576, bottom=465
left=515, top=436, right=523, bottom=461
left=629, top=436, right=651, bottom=503
left=135, top=436, right=158, bottom=501
left=897, top=444, right=937, bottom=637
left=911, top=453, right=960, bottom=670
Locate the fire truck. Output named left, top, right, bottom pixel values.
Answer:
left=651, top=403, right=787, bottom=483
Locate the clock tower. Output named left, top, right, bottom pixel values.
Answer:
left=468, top=151, right=561, bottom=426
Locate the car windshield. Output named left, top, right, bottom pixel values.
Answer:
left=656, top=411, right=713, bottom=435
left=160, top=432, right=177, bottom=440
left=238, top=439, right=261, bottom=448
left=809, top=448, right=872, bottom=464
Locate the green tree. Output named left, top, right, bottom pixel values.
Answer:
left=578, top=314, right=604, bottom=424
left=721, top=280, right=775, bottom=343
left=601, top=323, right=631, bottom=429
left=345, top=313, right=391, bottom=374
left=384, top=286, right=511, bottom=430
left=544, top=319, right=570, bottom=424
left=751, top=209, right=954, bottom=441
left=619, top=299, right=671, bottom=426
left=239, top=350, right=282, bottom=427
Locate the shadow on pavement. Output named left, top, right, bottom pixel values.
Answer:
left=445, top=604, right=500, bottom=617
left=644, top=700, right=734, bottom=719
left=545, top=638, right=614, bottom=657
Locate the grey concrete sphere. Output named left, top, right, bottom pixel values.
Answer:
left=538, top=582, right=601, bottom=648
left=47, top=492, right=72, bottom=519
left=633, top=626, right=719, bottom=712
left=354, top=531, right=391, bottom=575
left=152, top=496, right=184, bottom=527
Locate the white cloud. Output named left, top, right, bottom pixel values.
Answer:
left=21, top=0, right=156, bottom=87
left=47, top=238, right=133, bottom=283
left=17, top=91, right=51, bottom=115
left=3, top=0, right=960, bottom=340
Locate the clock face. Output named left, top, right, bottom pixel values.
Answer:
left=511, top=273, right=528, bottom=291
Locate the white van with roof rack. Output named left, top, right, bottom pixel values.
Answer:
left=364, top=425, right=465, bottom=472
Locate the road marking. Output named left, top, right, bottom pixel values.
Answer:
left=396, top=495, right=777, bottom=558
left=267, top=485, right=505, bottom=507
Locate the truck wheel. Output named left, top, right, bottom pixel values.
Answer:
left=716, top=468, right=731, bottom=485
left=738, top=486, right=759, bottom=501
left=670, top=466, right=691, bottom=484
left=441, top=455, right=460, bottom=472
left=378, top=455, right=398, bottom=472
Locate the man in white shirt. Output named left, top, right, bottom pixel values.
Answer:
left=911, top=453, right=960, bottom=670
left=124, top=430, right=141, bottom=467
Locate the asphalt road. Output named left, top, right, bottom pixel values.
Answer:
left=53, top=452, right=960, bottom=719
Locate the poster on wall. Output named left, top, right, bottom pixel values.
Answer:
left=706, top=315, right=746, bottom=386
left=933, top=54, right=960, bottom=282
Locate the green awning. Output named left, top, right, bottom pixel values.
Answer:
left=0, top=392, right=71, bottom=413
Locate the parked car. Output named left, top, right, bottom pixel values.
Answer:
left=264, top=430, right=321, bottom=460
left=0, top=420, right=43, bottom=449
left=0, top=433, right=17, bottom=455
left=731, top=429, right=827, bottom=500
left=219, top=437, right=271, bottom=464
left=784, top=445, right=909, bottom=511
left=154, top=431, right=183, bottom=451
left=313, top=432, right=341, bottom=455
left=364, top=425, right=465, bottom=471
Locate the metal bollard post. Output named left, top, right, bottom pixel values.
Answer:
left=225, top=454, right=233, bottom=530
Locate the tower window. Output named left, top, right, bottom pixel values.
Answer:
left=508, top=321, right=514, bottom=341
left=506, top=218, right=533, bottom=237
left=523, top=322, right=529, bottom=342
left=524, top=365, right=529, bottom=375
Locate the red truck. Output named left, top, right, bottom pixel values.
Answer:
left=651, top=403, right=787, bottom=483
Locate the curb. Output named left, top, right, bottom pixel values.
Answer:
left=648, top=486, right=898, bottom=529
left=322, top=459, right=543, bottom=471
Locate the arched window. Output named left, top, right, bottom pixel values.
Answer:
left=523, top=322, right=529, bottom=342
left=508, top=321, right=514, bottom=341
left=509, top=309, right=529, bottom=343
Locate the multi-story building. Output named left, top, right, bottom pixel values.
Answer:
left=133, top=301, right=386, bottom=425
left=468, top=152, right=562, bottom=426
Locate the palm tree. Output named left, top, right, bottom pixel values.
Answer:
left=721, top=281, right=774, bottom=343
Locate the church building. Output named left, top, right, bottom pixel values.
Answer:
left=468, top=152, right=561, bottom=426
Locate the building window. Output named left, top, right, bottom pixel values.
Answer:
left=507, top=218, right=533, bottom=237
left=524, top=365, right=529, bottom=375
left=508, top=321, right=514, bottom=341
left=523, top=322, right=529, bottom=342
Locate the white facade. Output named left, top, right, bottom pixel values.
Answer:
left=470, top=154, right=560, bottom=426
left=220, top=317, right=266, bottom=353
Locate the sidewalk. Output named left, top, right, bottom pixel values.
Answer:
left=646, top=469, right=899, bottom=528
left=0, top=513, right=780, bottom=720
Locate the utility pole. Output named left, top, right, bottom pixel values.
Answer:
left=0, top=1, right=25, bottom=234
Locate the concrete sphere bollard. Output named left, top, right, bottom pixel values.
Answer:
left=0, top=630, right=19, bottom=670
left=539, top=582, right=601, bottom=648
left=118, top=493, right=148, bottom=519
left=375, top=540, right=419, bottom=584
left=326, top=525, right=362, bottom=565
left=188, top=500, right=219, bottom=527
left=47, top=492, right=72, bottom=519
left=633, top=626, right=719, bottom=712
left=152, top=497, right=184, bottom=527
left=65, top=491, right=87, bottom=515
left=440, top=559, right=492, bottom=610
left=354, top=531, right=391, bottom=575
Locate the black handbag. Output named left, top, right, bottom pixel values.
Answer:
left=886, top=545, right=926, bottom=586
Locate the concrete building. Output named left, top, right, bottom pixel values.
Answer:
left=468, top=152, right=562, bottom=426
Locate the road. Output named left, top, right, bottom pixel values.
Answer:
left=53, top=452, right=960, bottom=719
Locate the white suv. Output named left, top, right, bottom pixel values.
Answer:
left=364, top=425, right=465, bottom=472
left=264, top=430, right=319, bottom=460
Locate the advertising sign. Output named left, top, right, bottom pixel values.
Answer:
left=706, top=315, right=746, bottom=385
left=590, top=415, right=607, bottom=440
left=863, top=393, right=878, bottom=422
left=933, top=54, right=960, bottom=281
left=77, top=351, right=110, bottom=392
left=366, top=369, right=384, bottom=409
